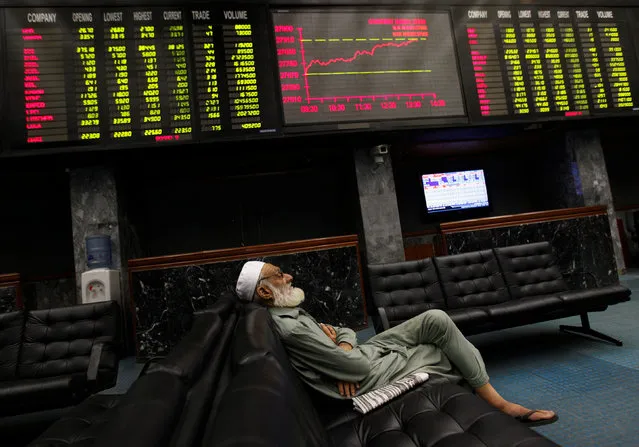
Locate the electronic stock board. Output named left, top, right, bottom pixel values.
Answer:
left=2, top=4, right=639, bottom=152
left=454, top=7, right=639, bottom=121
left=3, top=7, right=279, bottom=147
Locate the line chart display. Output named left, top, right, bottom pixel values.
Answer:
left=272, top=9, right=466, bottom=126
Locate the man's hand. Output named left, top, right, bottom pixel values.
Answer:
left=337, top=381, right=360, bottom=398
left=320, top=323, right=337, bottom=344
left=320, top=324, right=359, bottom=398
left=321, top=324, right=354, bottom=352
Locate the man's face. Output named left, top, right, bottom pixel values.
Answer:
left=256, top=263, right=305, bottom=308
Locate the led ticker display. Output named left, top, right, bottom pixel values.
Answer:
left=103, top=11, right=133, bottom=140
left=189, top=8, right=279, bottom=135
left=575, top=9, right=635, bottom=111
left=73, top=14, right=100, bottom=141
left=454, top=7, right=639, bottom=121
left=5, top=9, right=85, bottom=144
left=499, top=11, right=530, bottom=115
left=101, top=8, right=194, bottom=142
left=3, top=6, right=279, bottom=148
left=224, top=19, right=261, bottom=130
left=272, top=9, right=466, bottom=126
left=191, top=14, right=222, bottom=133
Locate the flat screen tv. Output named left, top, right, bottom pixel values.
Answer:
left=422, top=169, right=489, bottom=214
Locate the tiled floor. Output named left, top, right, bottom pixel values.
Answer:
left=469, top=272, right=639, bottom=446
left=106, top=272, right=639, bottom=446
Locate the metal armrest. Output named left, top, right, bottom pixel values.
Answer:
left=87, top=342, right=105, bottom=382
left=562, top=269, right=600, bottom=288
left=377, top=307, right=390, bottom=331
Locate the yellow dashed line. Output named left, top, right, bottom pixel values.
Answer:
left=299, top=38, right=427, bottom=42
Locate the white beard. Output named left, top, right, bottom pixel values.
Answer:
left=267, top=281, right=305, bottom=308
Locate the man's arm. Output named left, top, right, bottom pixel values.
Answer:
left=334, top=326, right=358, bottom=349
left=281, top=325, right=371, bottom=383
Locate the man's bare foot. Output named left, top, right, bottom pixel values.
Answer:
left=500, top=402, right=556, bottom=421
left=474, top=383, right=556, bottom=424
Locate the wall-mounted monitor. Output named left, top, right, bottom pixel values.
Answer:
left=422, top=169, right=489, bottom=214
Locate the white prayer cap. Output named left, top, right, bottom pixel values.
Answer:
left=236, top=261, right=266, bottom=301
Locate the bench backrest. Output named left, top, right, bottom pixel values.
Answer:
left=368, top=259, right=445, bottom=328
left=207, top=305, right=330, bottom=447
left=17, top=301, right=120, bottom=379
left=92, top=371, right=187, bottom=447
left=494, top=242, right=569, bottom=299
left=433, top=250, right=510, bottom=309
left=146, top=303, right=229, bottom=384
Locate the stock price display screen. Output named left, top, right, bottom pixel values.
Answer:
left=189, top=8, right=277, bottom=133
left=272, top=9, right=466, bottom=126
left=102, top=8, right=194, bottom=142
left=3, top=7, right=279, bottom=148
left=454, top=7, right=639, bottom=121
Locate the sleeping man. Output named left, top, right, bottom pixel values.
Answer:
left=236, top=261, right=558, bottom=426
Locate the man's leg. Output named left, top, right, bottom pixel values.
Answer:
left=407, top=310, right=489, bottom=388
left=383, top=310, right=556, bottom=423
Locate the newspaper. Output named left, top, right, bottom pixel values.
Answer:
left=352, top=372, right=429, bottom=414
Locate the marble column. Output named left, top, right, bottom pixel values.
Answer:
left=566, top=130, right=625, bottom=273
left=354, top=147, right=405, bottom=264
left=69, top=167, right=125, bottom=302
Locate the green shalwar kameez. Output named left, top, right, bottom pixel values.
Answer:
left=269, top=307, right=490, bottom=399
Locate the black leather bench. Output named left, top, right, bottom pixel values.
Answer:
left=27, top=295, right=239, bottom=447
left=28, top=297, right=559, bottom=447
left=0, top=301, right=121, bottom=446
left=208, top=304, right=559, bottom=447
left=369, top=241, right=631, bottom=345
left=0, top=301, right=121, bottom=417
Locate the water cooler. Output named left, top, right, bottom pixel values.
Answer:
left=81, top=235, right=121, bottom=304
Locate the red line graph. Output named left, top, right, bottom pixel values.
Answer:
left=294, top=27, right=432, bottom=104
left=303, top=39, right=419, bottom=74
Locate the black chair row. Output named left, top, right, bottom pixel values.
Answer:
left=28, top=296, right=238, bottom=447
left=369, top=241, right=631, bottom=345
left=27, top=294, right=559, bottom=447
left=0, top=301, right=121, bottom=445
left=0, top=301, right=120, bottom=416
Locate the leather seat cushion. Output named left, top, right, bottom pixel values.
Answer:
left=28, top=394, right=121, bottom=447
left=486, top=296, right=564, bottom=321
left=447, top=308, right=490, bottom=331
left=0, top=375, right=83, bottom=416
left=327, top=382, right=557, bottom=447
left=560, top=285, right=631, bottom=308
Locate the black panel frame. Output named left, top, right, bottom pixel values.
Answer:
left=1, top=1, right=639, bottom=158
left=270, top=6, right=469, bottom=132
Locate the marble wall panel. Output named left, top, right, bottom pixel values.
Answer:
left=445, top=215, right=618, bottom=289
left=0, top=286, right=18, bottom=313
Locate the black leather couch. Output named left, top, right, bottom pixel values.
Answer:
left=369, top=241, right=631, bottom=345
left=0, top=301, right=121, bottom=417
left=33, top=296, right=559, bottom=447
left=209, top=304, right=559, bottom=447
